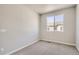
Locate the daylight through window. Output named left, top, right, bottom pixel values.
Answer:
left=47, top=14, right=64, bottom=32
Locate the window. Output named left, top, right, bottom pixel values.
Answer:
left=47, top=14, right=64, bottom=32
left=55, top=14, right=64, bottom=32
left=47, top=16, right=54, bottom=32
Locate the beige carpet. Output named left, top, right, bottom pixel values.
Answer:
left=12, top=40, right=79, bottom=55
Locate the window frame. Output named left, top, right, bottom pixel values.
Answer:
left=47, top=14, right=64, bottom=32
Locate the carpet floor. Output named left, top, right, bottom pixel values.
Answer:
left=12, top=40, right=79, bottom=55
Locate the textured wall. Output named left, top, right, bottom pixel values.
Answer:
left=40, top=7, right=76, bottom=45
left=0, top=5, right=39, bottom=54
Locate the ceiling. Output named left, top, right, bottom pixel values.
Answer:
left=26, top=4, right=75, bottom=14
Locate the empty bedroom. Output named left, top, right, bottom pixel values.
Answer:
left=0, top=4, right=79, bottom=55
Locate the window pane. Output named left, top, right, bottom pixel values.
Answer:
left=47, top=16, right=54, bottom=32
left=55, top=14, right=64, bottom=32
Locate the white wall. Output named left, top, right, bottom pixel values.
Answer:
left=40, top=7, right=76, bottom=45
left=0, top=5, right=39, bottom=54
left=76, top=5, right=79, bottom=51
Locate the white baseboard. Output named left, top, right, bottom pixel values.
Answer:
left=41, top=39, right=75, bottom=46
left=5, top=39, right=76, bottom=55
left=76, top=46, right=79, bottom=52
left=6, top=39, right=39, bottom=55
